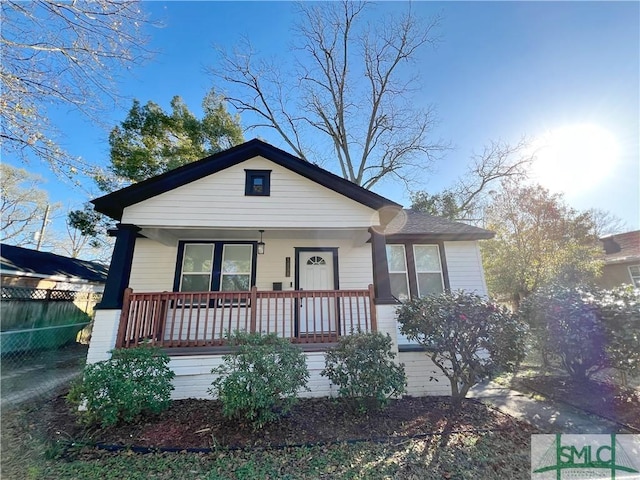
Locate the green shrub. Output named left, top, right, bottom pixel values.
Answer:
left=599, top=285, right=640, bottom=378
left=397, top=291, right=527, bottom=402
left=209, top=332, right=310, bottom=429
left=321, top=332, right=406, bottom=412
left=520, top=284, right=640, bottom=381
left=67, top=345, right=175, bottom=427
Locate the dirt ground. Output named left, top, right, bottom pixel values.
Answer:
left=0, top=343, right=87, bottom=409
left=39, top=393, right=535, bottom=451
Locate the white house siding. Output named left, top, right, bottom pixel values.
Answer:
left=128, top=238, right=177, bottom=292
left=374, top=304, right=450, bottom=397
left=254, top=237, right=373, bottom=292
left=121, top=157, right=380, bottom=229
left=169, top=351, right=335, bottom=400
left=443, top=241, right=488, bottom=295
left=399, top=352, right=451, bottom=396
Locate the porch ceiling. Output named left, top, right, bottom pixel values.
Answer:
left=139, top=226, right=372, bottom=247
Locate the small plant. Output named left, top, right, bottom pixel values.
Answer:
left=321, top=332, right=406, bottom=412
left=209, top=331, right=310, bottom=429
left=397, top=291, right=527, bottom=403
left=67, top=345, right=175, bottom=427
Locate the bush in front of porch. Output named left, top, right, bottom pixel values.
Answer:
left=67, top=345, right=175, bottom=427
left=209, top=332, right=310, bottom=429
left=322, top=332, right=407, bottom=412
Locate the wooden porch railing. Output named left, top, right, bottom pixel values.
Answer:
left=115, top=285, right=377, bottom=349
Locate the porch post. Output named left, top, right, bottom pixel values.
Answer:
left=98, top=223, right=140, bottom=310
left=369, top=227, right=395, bottom=304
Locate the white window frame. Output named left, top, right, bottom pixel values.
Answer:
left=629, top=265, right=640, bottom=287
left=413, top=244, right=445, bottom=297
left=220, top=244, right=253, bottom=292
left=179, top=243, right=215, bottom=292
left=386, top=244, right=410, bottom=301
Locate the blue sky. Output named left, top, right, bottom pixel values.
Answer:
left=13, top=1, right=640, bottom=237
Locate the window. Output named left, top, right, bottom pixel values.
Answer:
left=245, top=170, right=271, bottom=196
left=629, top=265, right=640, bottom=287
left=413, top=245, right=444, bottom=297
left=386, top=245, right=409, bottom=301
left=176, top=242, right=255, bottom=293
left=180, top=244, right=214, bottom=292
left=386, top=243, right=446, bottom=301
left=220, top=245, right=252, bottom=291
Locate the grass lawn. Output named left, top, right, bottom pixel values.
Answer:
left=1, top=386, right=535, bottom=480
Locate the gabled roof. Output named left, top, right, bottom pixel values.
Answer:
left=600, top=230, right=640, bottom=264
left=92, top=139, right=401, bottom=221
left=0, top=243, right=108, bottom=283
left=384, top=209, right=494, bottom=240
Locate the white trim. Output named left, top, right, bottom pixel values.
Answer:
left=220, top=244, right=253, bottom=291
left=178, top=243, right=215, bottom=292
left=412, top=244, right=445, bottom=297
left=386, top=244, right=410, bottom=301
left=628, top=265, right=640, bottom=287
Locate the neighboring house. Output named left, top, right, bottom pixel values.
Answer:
left=598, top=231, right=640, bottom=289
left=88, top=139, right=493, bottom=398
left=1, top=244, right=108, bottom=353
left=0, top=243, right=108, bottom=292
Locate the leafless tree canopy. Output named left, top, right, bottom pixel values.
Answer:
left=213, top=1, right=445, bottom=189
left=0, top=164, right=51, bottom=244
left=1, top=0, right=150, bottom=179
left=411, top=138, right=535, bottom=222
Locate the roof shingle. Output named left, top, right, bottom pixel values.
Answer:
left=0, top=244, right=108, bottom=283
left=384, top=210, right=494, bottom=239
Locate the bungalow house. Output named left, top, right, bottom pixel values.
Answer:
left=88, top=139, right=493, bottom=398
left=598, top=230, right=640, bottom=289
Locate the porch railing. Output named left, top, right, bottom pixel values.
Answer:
left=115, top=285, right=377, bottom=349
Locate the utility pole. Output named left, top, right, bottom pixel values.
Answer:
left=35, top=204, right=50, bottom=251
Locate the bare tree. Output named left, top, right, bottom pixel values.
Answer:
left=48, top=218, right=114, bottom=263
left=411, top=138, right=535, bottom=222
left=0, top=164, right=54, bottom=244
left=586, top=208, right=628, bottom=238
left=1, top=0, right=150, bottom=178
left=213, top=1, right=445, bottom=189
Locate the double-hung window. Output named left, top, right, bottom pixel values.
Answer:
left=180, top=244, right=215, bottom=292
left=386, top=245, right=410, bottom=301
left=220, top=245, right=253, bottom=291
left=413, top=245, right=444, bottom=296
left=176, top=242, right=255, bottom=293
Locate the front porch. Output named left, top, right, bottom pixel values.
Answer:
left=116, top=285, right=377, bottom=352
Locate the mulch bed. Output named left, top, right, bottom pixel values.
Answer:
left=41, top=393, right=535, bottom=451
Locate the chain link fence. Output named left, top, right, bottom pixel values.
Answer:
left=1, top=287, right=102, bottom=409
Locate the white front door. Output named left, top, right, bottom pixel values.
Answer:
left=298, top=250, right=337, bottom=336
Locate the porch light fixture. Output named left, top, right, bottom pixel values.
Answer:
left=257, top=230, right=265, bottom=254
